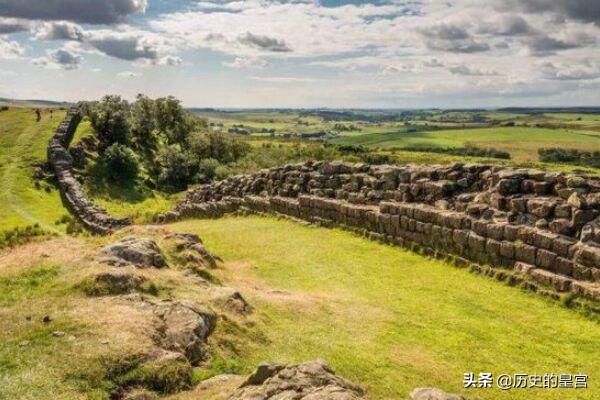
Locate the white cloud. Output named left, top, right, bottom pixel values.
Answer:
left=35, top=22, right=85, bottom=41
left=33, top=47, right=83, bottom=70
left=0, top=38, right=24, bottom=59
left=223, top=56, right=267, bottom=69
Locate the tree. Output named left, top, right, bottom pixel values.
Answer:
left=155, top=96, right=203, bottom=145
left=87, top=95, right=131, bottom=152
left=187, top=131, right=250, bottom=164
left=130, top=94, right=159, bottom=155
left=102, top=143, right=139, bottom=182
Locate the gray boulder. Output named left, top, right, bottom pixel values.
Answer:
left=151, top=300, right=217, bottom=365
left=102, top=237, right=167, bottom=268
left=228, top=359, right=365, bottom=399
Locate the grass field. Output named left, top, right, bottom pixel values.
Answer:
left=168, top=216, right=600, bottom=400
left=0, top=108, right=68, bottom=233
left=331, top=126, right=600, bottom=161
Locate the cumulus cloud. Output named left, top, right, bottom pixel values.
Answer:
left=0, top=0, right=147, bottom=25
left=540, top=61, right=600, bottom=81
left=223, top=56, right=268, bottom=69
left=33, top=47, right=83, bottom=69
left=239, top=32, right=291, bottom=52
left=449, top=64, right=499, bottom=76
left=478, top=15, right=534, bottom=36
left=423, top=58, right=444, bottom=67
left=504, top=0, right=600, bottom=26
left=86, top=31, right=159, bottom=60
left=0, top=17, right=29, bottom=34
left=35, top=22, right=85, bottom=41
left=524, top=35, right=578, bottom=55
left=0, top=38, right=23, bottom=58
left=419, top=23, right=490, bottom=53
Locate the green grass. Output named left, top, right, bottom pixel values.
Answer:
left=331, top=126, right=600, bottom=161
left=0, top=266, right=59, bottom=306
left=169, top=216, right=599, bottom=400
left=0, top=108, right=69, bottom=233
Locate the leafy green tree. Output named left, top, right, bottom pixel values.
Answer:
left=87, top=95, right=131, bottom=152
left=130, top=94, right=159, bottom=155
left=155, top=96, right=204, bottom=145
left=187, top=131, right=250, bottom=164
left=102, top=143, right=139, bottom=182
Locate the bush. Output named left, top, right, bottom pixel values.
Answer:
left=157, top=145, right=195, bottom=192
left=401, top=145, right=511, bottom=159
left=538, top=148, right=600, bottom=168
left=102, top=144, right=139, bottom=182
left=196, top=158, right=221, bottom=182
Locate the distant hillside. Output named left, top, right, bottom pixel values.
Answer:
left=0, top=97, right=72, bottom=109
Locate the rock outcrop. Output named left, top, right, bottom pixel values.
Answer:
left=161, top=161, right=600, bottom=304
left=150, top=299, right=217, bottom=365
left=228, top=359, right=366, bottom=400
left=47, top=103, right=129, bottom=234
left=101, top=237, right=167, bottom=268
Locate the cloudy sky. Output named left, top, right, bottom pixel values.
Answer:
left=0, top=0, right=598, bottom=108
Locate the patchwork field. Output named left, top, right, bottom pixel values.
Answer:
left=331, top=127, right=600, bottom=161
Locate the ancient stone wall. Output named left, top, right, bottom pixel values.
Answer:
left=162, top=161, right=600, bottom=303
left=47, top=103, right=130, bottom=234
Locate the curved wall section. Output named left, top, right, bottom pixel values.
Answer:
left=47, top=103, right=130, bottom=234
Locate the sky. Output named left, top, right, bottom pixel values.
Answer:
left=0, top=0, right=599, bottom=108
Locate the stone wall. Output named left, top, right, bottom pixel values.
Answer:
left=47, top=103, right=130, bottom=234
left=162, top=161, right=600, bottom=303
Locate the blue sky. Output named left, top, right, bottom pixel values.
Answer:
left=0, top=0, right=599, bottom=108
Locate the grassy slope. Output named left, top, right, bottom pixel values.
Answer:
left=169, top=216, right=599, bottom=400
left=0, top=108, right=68, bottom=232
left=331, top=127, right=600, bottom=161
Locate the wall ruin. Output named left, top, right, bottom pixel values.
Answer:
left=47, top=103, right=130, bottom=234
left=161, top=161, right=600, bottom=304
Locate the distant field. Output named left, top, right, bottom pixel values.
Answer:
left=169, top=216, right=600, bottom=400
left=331, top=126, right=600, bottom=161
left=0, top=108, right=68, bottom=232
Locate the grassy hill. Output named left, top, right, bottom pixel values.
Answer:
left=0, top=108, right=68, bottom=234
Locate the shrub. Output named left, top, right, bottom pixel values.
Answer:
left=102, top=144, right=139, bottom=182
left=538, top=148, right=600, bottom=168
left=157, top=145, right=195, bottom=192
left=196, top=158, right=221, bottom=182
left=402, top=145, right=511, bottom=160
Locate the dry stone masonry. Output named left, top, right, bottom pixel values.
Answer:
left=162, top=161, right=600, bottom=304
left=47, top=103, right=129, bottom=234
